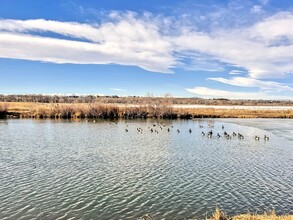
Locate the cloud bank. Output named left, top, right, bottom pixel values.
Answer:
left=0, top=16, right=175, bottom=73
left=1, top=11, right=293, bottom=77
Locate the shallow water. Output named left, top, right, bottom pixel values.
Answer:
left=216, top=118, right=293, bottom=141
left=0, top=119, right=292, bottom=220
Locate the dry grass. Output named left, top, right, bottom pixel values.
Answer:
left=207, top=209, right=293, bottom=220
left=1, top=102, right=293, bottom=119
left=185, top=108, right=293, bottom=118
left=139, top=209, right=293, bottom=220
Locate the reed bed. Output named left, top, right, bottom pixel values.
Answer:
left=206, top=208, right=293, bottom=220
left=1, top=102, right=293, bottom=119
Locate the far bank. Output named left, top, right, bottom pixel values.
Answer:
left=1, top=102, right=293, bottom=119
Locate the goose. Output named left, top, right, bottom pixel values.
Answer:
left=233, top=132, right=237, bottom=137
left=167, top=128, right=170, bottom=132
left=217, top=133, right=221, bottom=138
left=189, top=129, right=192, bottom=133
left=177, top=129, right=180, bottom=133
left=238, top=133, right=244, bottom=139
left=201, top=131, right=205, bottom=136
left=207, top=130, right=213, bottom=138
left=255, top=135, right=260, bottom=140
left=125, top=129, right=128, bottom=132
left=264, top=135, right=269, bottom=141
left=222, top=125, right=224, bottom=130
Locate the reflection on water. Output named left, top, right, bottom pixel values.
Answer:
left=0, top=119, right=292, bottom=220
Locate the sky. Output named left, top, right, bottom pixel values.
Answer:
left=0, top=0, right=293, bottom=100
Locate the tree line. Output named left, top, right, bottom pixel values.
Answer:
left=0, top=94, right=292, bottom=106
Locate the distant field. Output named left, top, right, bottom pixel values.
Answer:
left=173, top=104, right=293, bottom=110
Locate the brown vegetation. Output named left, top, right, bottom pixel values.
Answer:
left=0, top=94, right=292, bottom=106
left=1, top=94, right=292, bottom=119
left=0, top=103, right=8, bottom=119
left=139, top=209, right=293, bottom=220
left=206, top=208, right=293, bottom=220
left=1, top=102, right=293, bottom=119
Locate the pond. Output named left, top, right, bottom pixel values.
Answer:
left=0, top=119, right=292, bottom=219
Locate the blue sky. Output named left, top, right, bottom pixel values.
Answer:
left=0, top=0, right=293, bottom=99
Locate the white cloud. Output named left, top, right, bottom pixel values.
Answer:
left=251, top=5, right=263, bottom=14
left=208, top=76, right=293, bottom=91
left=229, top=70, right=245, bottom=75
left=172, top=14, right=293, bottom=79
left=176, top=51, right=225, bottom=72
left=110, top=88, right=126, bottom=92
left=186, top=87, right=293, bottom=100
left=0, top=16, right=175, bottom=73
left=252, top=12, right=293, bottom=44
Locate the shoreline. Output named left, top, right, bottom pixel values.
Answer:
left=1, top=102, right=293, bottom=119
left=139, top=209, right=293, bottom=220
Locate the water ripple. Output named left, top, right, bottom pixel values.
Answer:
left=0, top=119, right=292, bottom=219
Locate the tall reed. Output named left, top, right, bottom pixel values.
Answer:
left=2, top=102, right=293, bottom=119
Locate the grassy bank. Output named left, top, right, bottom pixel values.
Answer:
left=207, top=208, right=293, bottom=220
left=139, top=209, right=293, bottom=220
left=1, top=102, right=293, bottom=119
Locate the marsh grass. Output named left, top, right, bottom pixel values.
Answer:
left=207, top=208, right=293, bottom=220
left=1, top=102, right=293, bottom=119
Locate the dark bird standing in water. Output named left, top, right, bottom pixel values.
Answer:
left=207, top=130, right=213, bottom=138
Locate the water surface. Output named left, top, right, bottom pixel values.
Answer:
left=0, top=119, right=292, bottom=219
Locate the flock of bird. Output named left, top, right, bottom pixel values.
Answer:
left=124, top=122, right=270, bottom=141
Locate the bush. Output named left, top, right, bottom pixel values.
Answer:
left=0, top=103, right=8, bottom=119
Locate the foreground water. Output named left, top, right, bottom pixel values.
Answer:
left=0, top=119, right=292, bottom=220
